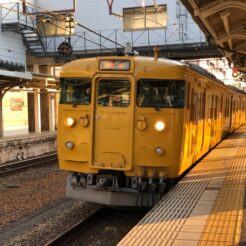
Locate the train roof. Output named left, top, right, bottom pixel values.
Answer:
left=226, top=85, right=246, bottom=95
left=61, top=55, right=185, bottom=71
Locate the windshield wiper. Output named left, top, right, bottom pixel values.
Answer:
left=154, top=106, right=161, bottom=111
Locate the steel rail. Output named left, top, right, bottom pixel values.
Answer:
left=0, top=152, right=58, bottom=177
left=45, top=207, right=104, bottom=246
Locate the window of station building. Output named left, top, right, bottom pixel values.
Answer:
left=123, top=5, right=167, bottom=31
left=27, top=65, right=33, bottom=73
left=39, top=65, right=49, bottom=74
left=37, top=14, right=75, bottom=37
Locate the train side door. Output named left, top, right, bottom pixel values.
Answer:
left=92, top=77, right=134, bottom=171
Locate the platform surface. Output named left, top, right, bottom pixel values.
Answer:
left=119, top=125, right=246, bottom=246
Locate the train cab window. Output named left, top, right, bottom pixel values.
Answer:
left=97, top=79, right=130, bottom=107
left=60, top=78, right=91, bottom=105
left=137, top=79, right=185, bottom=108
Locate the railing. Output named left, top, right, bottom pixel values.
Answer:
left=1, top=2, right=34, bottom=29
left=45, top=23, right=206, bottom=54
left=1, top=2, right=46, bottom=53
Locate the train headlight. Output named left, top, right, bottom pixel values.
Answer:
left=65, top=141, right=74, bottom=150
left=64, top=117, right=76, bottom=127
left=154, top=121, right=165, bottom=131
left=155, top=147, right=164, bottom=155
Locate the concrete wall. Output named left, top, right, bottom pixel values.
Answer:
left=0, top=132, right=56, bottom=165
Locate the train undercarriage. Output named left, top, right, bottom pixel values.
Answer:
left=67, top=171, right=172, bottom=207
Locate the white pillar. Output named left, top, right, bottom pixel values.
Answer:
left=34, top=88, right=41, bottom=133
left=49, top=93, right=55, bottom=131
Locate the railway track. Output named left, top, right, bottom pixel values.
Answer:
left=0, top=152, right=58, bottom=177
left=45, top=207, right=103, bottom=246
left=45, top=207, right=149, bottom=246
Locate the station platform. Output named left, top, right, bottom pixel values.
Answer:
left=119, top=125, right=246, bottom=246
left=0, top=132, right=57, bottom=165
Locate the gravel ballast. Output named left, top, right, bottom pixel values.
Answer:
left=0, top=165, right=67, bottom=229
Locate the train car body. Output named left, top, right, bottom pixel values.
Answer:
left=58, top=55, right=246, bottom=207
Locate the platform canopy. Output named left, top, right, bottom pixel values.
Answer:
left=180, top=0, right=246, bottom=78
left=0, top=69, right=32, bottom=89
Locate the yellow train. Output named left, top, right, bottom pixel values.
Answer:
left=58, top=54, right=246, bottom=207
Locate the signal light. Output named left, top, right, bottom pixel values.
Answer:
left=232, top=67, right=239, bottom=78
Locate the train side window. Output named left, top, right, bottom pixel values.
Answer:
left=227, top=98, right=230, bottom=117
left=220, top=94, right=223, bottom=113
left=97, top=79, right=130, bottom=107
left=202, top=90, right=206, bottom=119
left=186, top=82, right=190, bottom=109
left=137, top=79, right=185, bottom=108
left=194, top=93, right=200, bottom=122
left=190, top=88, right=194, bottom=121
left=225, top=98, right=228, bottom=117
left=199, top=92, right=203, bottom=119
left=224, top=98, right=226, bottom=117
left=214, top=95, right=218, bottom=120
left=210, top=95, right=214, bottom=119
left=209, top=95, right=212, bottom=119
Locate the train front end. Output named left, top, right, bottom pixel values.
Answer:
left=58, top=56, right=186, bottom=207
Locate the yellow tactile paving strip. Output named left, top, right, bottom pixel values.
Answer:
left=199, top=135, right=246, bottom=246
left=118, top=126, right=246, bottom=246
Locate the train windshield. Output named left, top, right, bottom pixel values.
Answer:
left=60, top=78, right=91, bottom=105
left=97, top=79, right=130, bottom=107
left=137, top=79, right=185, bottom=108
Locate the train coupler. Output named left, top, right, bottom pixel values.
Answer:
left=96, top=174, right=119, bottom=191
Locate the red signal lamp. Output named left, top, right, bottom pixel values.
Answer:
left=232, top=67, right=239, bottom=78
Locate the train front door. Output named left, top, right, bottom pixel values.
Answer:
left=92, top=78, right=134, bottom=171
